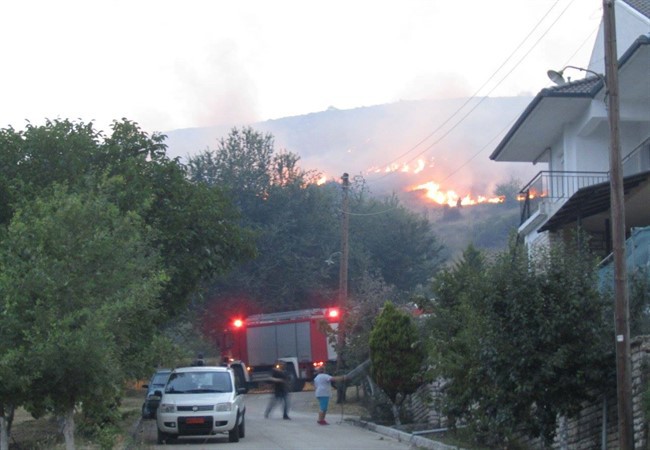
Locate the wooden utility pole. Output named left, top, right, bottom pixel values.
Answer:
left=335, top=173, right=350, bottom=403
left=339, top=173, right=350, bottom=317
left=603, top=1, right=633, bottom=448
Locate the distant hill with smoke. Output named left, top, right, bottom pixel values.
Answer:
left=164, top=96, right=536, bottom=258
left=164, top=96, right=538, bottom=206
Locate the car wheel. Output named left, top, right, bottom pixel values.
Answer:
left=157, top=428, right=174, bottom=445
left=238, top=414, right=246, bottom=438
left=228, top=415, right=240, bottom=442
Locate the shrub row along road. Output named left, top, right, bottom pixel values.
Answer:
left=134, top=390, right=413, bottom=449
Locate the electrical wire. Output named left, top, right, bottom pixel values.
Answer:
left=340, top=1, right=583, bottom=217
left=341, top=116, right=519, bottom=217
left=368, top=0, right=576, bottom=182
left=561, top=24, right=601, bottom=68
left=369, top=0, right=565, bottom=180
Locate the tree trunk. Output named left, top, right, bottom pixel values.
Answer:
left=0, top=403, right=14, bottom=450
left=336, top=359, right=371, bottom=404
left=336, top=381, right=347, bottom=404
left=391, top=403, right=401, bottom=426
left=62, top=407, right=75, bottom=450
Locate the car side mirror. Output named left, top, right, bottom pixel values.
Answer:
left=237, top=387, right=248, bottom=395
left=153, top=390, right=163, bottom=397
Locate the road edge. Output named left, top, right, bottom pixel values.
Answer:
left=347, top=419, right=464, bottom=450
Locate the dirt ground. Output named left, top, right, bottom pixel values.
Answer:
left=9, top=390, right=144, bottom=450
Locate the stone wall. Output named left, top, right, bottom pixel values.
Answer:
left=405, top=379, right=446, bottom=428
left=550, top=336, right=650, bottom=450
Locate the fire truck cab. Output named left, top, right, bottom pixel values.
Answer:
left=219, top=307, right=339, bottom=392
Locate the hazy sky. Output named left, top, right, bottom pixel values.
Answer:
left=1, top=0, right=602, bottom=134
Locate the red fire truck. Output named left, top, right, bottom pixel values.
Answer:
left=219, top=307, right=340, bottom=392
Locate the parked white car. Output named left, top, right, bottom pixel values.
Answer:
left=155, top=365, right=247, bottom=444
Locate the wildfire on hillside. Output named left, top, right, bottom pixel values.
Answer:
left=368, top=158, right=505, bottom=207
left=315, top=158, right=511, bottom=207
left=410, top=181, right=504, bottom=207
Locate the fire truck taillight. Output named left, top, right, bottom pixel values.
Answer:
left=233, top=319, right=244, bottom=328
left=327, top=308, right=339, bottom=319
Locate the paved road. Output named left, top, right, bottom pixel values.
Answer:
left=134, top=390, right=415, bottom=449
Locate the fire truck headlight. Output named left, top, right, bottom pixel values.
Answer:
left=160, top=403, right=175, bottom=413
left=215, top=402, right=233, bottom=412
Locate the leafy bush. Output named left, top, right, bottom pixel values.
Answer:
left=427, top=237, right=615, bottom=446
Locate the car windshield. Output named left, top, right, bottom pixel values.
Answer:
left=165, top=371, right=233, bottom=394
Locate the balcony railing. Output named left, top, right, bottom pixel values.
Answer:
left=518, top=141, right=650, bottom=225
left=622, top=138, right=650, bottom=177
left=518, top=171, right=609, bottom=224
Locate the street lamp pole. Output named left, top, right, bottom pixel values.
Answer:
left=602, top=1, right=633, bottom=448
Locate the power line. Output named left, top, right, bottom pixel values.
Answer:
left=561, top=24, right=600, bottom=68
left=341, top=116, right=519, bottom=217
left=345, top=0, right=594, bottom=217
left=366, top=0, right=577, bottom=184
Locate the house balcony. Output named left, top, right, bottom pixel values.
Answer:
left=518, top=171, right=609, bottom=227
left=518, top=140, right=650, bottom=228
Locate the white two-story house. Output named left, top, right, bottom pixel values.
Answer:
left=490, top=0, right=649, bottom=258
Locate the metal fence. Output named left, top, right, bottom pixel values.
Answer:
left=518, top=171, right=609, bottom=224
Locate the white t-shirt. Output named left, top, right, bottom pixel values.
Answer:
left=313, top=373, right=333, bottom=397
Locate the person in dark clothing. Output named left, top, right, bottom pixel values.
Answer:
left=264, top=360, right=290, bottom=419
left=193, top=353, right=205, bottom=366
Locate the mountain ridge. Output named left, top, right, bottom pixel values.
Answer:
left=164, top=96, right=538, bottom=203
left=164, top=96, right=534, bottom=257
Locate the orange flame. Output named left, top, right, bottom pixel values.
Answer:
left=368, top=159, right=428, bottom=174
left=410, top=181, right=504, bottom=207
left=518, top=189, right=547, bottom=201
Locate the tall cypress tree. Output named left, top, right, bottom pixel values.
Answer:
left=369, top=301, right=425, bottom=425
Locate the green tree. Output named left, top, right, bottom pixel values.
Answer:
left=369, top=301, right=425, bottom=425
left=494, top=175, right=522, bottom=205
left=429, top=237, right=614, bottom=446
left=187, top=126, right=275, bottom=212
left=0, top=184, right=166, bottom=450
left=0, top=119, right=256, bottom=319
left=0, top=312, right=31, bottom=450
left=426, top=245, right=490, bottom=427
left=188, top=129, right=446, bottom=345
left=188, top=127, right=339, bottom=325
left=629, top=268, right=650, bottom=336
left=340, top=272, right=397, bottom=372
left=350, top=192, right=445, bottom=293
left=0, top=119, right=256, bottom=447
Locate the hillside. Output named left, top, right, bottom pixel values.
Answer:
left=164, top=96, right=532, bottom=257
left=164, top=96, right=536, bottom=194
left=405, top=199, right=520, bottom=261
